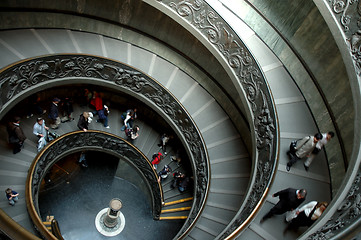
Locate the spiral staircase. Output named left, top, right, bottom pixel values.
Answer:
left=0, top=1, right=360, bottom=240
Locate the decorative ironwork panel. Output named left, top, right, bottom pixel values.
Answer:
left=307, top=166, right=361, bottom=239
left=0, top=54, right=209, bottom=237
left=30, top=131, right=162, bottom=219
left=328, top=0, right=361, bottom=75
left=305, top=1, right=361, bottom=238
left=155, top=0, right=277, bottom=238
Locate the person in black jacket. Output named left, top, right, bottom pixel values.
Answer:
left=77, top=112, right=90, bottom=132
left=7, top=117, right=26, bottom=154
left=49, top=98, right=61, bottom=129
left=261, top=188, right=307, bottom=223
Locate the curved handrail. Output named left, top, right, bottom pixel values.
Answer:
left=148, top=1, right=279, bottom=239
left=0, top=209, right=41, bottom=240
left=50, top=219, right=64, bottom=240
left=26, top=130, right=162, bottom=239
left=0, top=54, right=210, bottom=239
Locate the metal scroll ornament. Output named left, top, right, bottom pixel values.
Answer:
left=31, top=132, right=162, bottom=218
left=306, top=168, right=361, bottom=239
left=304, top=1, right=361, bottom=238
left=157, top=0, right=277, bottom=238
left=0, top=54, right=209, bottom=237
left=329, top=0, right=361, bottom=75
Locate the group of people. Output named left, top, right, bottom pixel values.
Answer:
left=260, top=132, right=335, bottom=233
left=78, top=90, right=110, bottom=130
left=260, top=188, right=328, bottom=233
left=6, top=91, right=192, bottom=207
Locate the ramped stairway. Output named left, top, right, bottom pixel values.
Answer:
left=210, top=3, right=333, bottom=240
left=0, top=29, right=251, bottom=239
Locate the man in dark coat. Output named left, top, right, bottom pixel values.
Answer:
left=49, top=98, right=60, bottom=129
left=261, top=188, right=307, bottom=222
left=7, top=117, right=26, bottom=154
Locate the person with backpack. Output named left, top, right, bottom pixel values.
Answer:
left=7, top=117, right=26, bottom=154
left=151, top=152, right=163, bottom=170
left=96, top=105, right=110, bottom=128
left=157, top=165, right=172, bottom=182
left=286, top=133, right=323, bottom=171
left=121, top=108, right=137, bottom=131
left=125, top=125, right=140, bottom=141
left=303, top=131, right=335, bottom=171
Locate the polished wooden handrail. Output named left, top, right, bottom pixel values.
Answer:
left=0, top=209, right=41, bottom=240
left=51, top=219, right=64, bottom=240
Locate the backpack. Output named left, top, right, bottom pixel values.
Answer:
left=152, top=153, right=159, bottom=160
left=121, top=112, right=127, bottom=120
left=289, top=136, right=311, bottom=153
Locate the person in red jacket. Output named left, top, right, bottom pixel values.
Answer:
left=151, top=152, right=163, bottom=170
left=90, top=92, right=103, bottom=113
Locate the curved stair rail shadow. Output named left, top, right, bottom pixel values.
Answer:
left=146, top=0, right=279, bottom=238
left=25, top=130, right=162, bottom=239
left=0, top=54, right=210, bottom=239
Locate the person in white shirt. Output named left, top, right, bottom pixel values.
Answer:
left=304, top=131, right=335, bottom=171
left=33, top=117, right=49, bottom=152
left=285, top=201, right=328, bottom=232
left=286, top=133, right=323, bottom=171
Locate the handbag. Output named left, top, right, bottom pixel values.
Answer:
left=285, top=209, right=298, bottom=222
left=289, top=136, right=311, bottom=153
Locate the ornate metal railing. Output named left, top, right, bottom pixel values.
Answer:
left=147, top=0, right=279, bottom=239
left=25, top=130, right=162, bottom=239
left=303, top=1, right=361, bottom=239
left=0, top=54, right=209, bottom=239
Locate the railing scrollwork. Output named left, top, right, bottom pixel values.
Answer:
left=0, top=54, right=210, bottom=239
left=26, top=131, right=163, bottom=239
left=150, top=0, right=279, bottom=239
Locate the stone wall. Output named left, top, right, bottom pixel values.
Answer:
left=241, top=0, right=352, bottom=193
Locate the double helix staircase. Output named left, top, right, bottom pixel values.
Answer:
left=0, top=26, right=332, bottom=240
